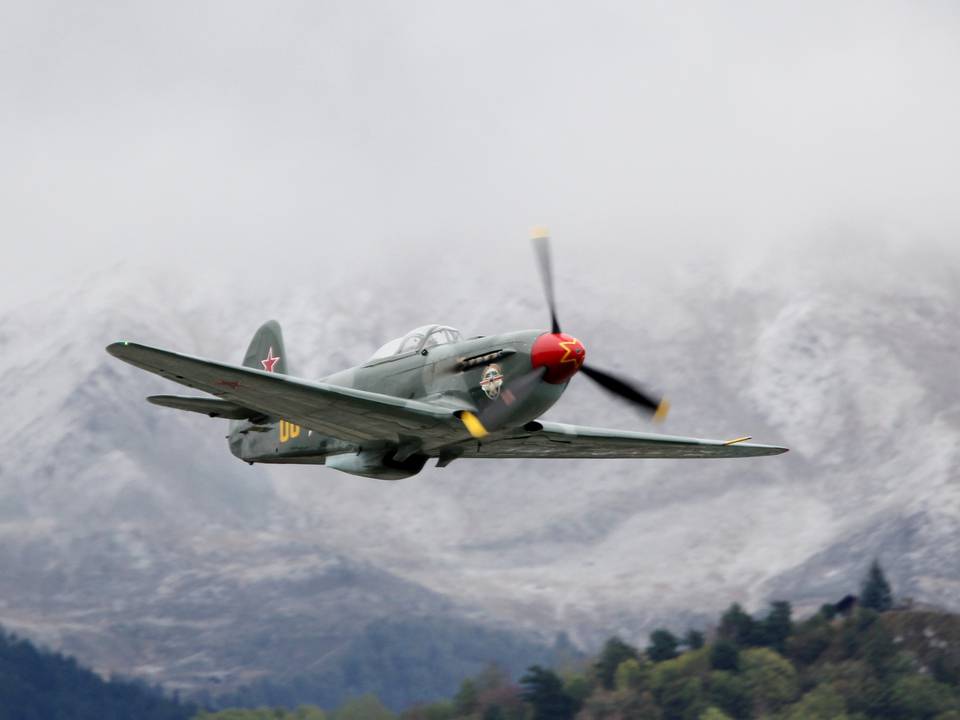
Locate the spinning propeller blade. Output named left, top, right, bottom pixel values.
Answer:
left=531, top=227, right=562, bottom=335
left=580, top=364, right=670, bottom=421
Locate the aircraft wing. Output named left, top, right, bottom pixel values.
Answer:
left=456, top=421, right=787, bottom=459
left=106, top=342, right=461, bottom=444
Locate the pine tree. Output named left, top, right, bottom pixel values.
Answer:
left=719, top=603, right=759, bottom=646
left=594, top=637, right=640, bottom=689
left=520, top=666, right=578, bottom=720
left=762, top=601, right=793, bottom=652
left=860, top=560, right=893, bottom=612
left=453, top=678, right=479, bottom=715
left=646, top=629, right=679, bottom=662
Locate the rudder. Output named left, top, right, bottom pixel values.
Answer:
left=243, top=320, right=289, bottom=375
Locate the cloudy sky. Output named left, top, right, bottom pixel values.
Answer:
left=3, top=1, right=959, bottom=307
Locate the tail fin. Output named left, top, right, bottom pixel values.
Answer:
left=243, top=320, right=289, bottom=375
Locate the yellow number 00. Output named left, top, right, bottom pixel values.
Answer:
left=279, top=420, right=301, bottom=443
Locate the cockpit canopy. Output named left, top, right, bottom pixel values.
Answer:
left=369, top=325, right=463, bottom=360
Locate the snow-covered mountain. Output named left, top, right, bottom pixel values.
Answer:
left=0, top=240, right=957, bottom=698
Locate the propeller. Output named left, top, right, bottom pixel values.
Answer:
left=531, top=227, right=668, bottom=418
left=460, top=228, right=669, bottom=439
left=531, top=229, right=561, bottom=335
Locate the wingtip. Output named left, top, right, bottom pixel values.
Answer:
left=756, top=444, right=790, bottom=456
left=105, top=340, right=131, bottom=356
left=724, top=436, right=789, bottom=455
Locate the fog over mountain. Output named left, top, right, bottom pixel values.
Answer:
left=2, top=0, right=958, bottom=706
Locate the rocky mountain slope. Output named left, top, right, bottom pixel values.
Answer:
left=0, top=240, right=957, bottom=700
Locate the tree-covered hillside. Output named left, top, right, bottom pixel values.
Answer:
left=2, top=563, right=957, bottom=719
left=0, top=628, right=192, bottom=720
left=200, top=564, right=960, bottom=719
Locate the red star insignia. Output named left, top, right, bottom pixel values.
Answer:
left=261, top=346, right=281, bottom=373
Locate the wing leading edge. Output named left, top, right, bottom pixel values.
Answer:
left=456, top=421, right=788, bottom=459
left=106, top=341, right=463, bottom=445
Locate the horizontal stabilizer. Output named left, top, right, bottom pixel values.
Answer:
left=147, top=395, right=267, bottom=422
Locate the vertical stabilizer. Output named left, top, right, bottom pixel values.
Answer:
left=242, top=320, right=289, bottom=375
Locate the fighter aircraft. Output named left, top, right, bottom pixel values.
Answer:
left=107, top=230, right=787, bottom=479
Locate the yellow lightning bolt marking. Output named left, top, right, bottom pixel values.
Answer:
left=460, top=411, right=489, bottom=439
left=557, top=337, right=585, bottom=368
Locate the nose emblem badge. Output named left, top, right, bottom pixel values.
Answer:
left=480, top=363, right=504, bottom=399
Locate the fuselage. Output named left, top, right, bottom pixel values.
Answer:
left=227, top=328, right=571, bottom=479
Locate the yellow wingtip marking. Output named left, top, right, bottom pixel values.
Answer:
left=653, top=399, right=670, bottom=423
left=723, top=436, right=753, bottom=446
left=530, top=225, right=550, bottom=240
left=461, top=411, right=489, bottom=439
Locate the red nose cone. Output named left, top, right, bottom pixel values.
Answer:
left=531, top=332, right=587, bottom=384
